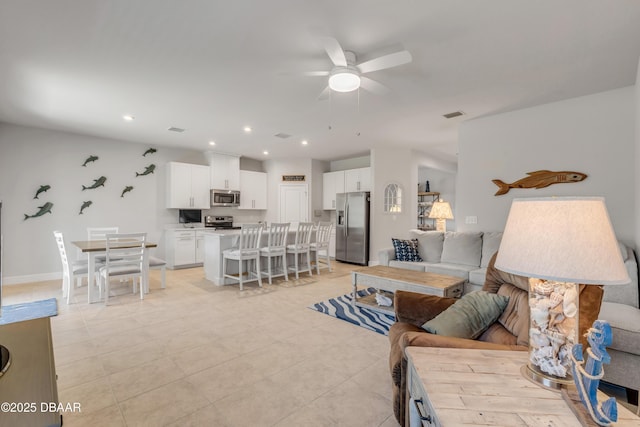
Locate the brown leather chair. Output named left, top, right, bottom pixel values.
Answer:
left=388, top=252, right=605, bottom=426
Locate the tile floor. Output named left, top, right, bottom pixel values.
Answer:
left=3, top=262, right=401, bottom=427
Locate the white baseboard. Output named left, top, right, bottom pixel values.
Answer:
left=3, top=272, right=61, bottom=285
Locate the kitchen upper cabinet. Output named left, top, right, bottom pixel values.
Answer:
left=238, top=170, right=267, bottom=210
left=166, top=162, right=210, bottom=209
left=322, top=170, right=345, bottom=210
left=345, top=167, right=371, bottom=192
left=210, top=153, right=240, bottom=191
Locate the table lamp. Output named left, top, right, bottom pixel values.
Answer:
left=428, top=199, right=454, bottom=232
left=495, top=197, right=629, bottom=390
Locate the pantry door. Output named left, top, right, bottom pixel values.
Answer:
left=279, top=184, right=308, bottom=228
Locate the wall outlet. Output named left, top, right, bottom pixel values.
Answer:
left=465, top=216, right=478, bottom=224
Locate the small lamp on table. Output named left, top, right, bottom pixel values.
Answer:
left=428, top=199, right=454, bottom=232
left=495, top=196, right=629, bottom=391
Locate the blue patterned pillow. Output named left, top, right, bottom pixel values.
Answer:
left=392, top=238, right=423, bottom=262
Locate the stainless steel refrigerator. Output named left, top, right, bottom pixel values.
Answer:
left=336, top=192, right=370, bottom=265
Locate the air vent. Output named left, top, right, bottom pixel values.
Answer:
left=274, top=133, right=291, bottom=139
left=443, top=111, right=465, bottom=119
left=168, top=127, right=185, bottom=133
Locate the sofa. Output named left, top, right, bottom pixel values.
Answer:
left=388, top=253, right=605, bottom=426
left=598, top=243, right=640, bottom=404
left=378, top=230, right=503, bottom=293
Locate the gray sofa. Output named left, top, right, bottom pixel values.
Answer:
left=378, top=230, right=503, bottom=293
left=379, top=229, right=640, bottom=402
left=598, top=243, right=640, bottom=403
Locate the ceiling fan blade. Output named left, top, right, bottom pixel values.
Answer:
left=359, top=77, right=390, bottom=95
left=302, top=71, right=330, bottom=77
left=321, top=37, right=347, bottom=67
left=357, top=50, right=412, bottom=74
left=318, top=86, right=331, bottom=100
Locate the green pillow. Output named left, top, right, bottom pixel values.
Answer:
left=421, top=291, right=509, bottom=339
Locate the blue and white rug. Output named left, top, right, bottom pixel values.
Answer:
left=309, top=288, right=395, bottom=336
left=0, top=298, right=58, bottom=325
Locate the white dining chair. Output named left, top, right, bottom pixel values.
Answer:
left=259, top=222, right=290, bottom=284
left=222, top=224, right=263, bottom=290
left=98, top=233, right=148, bottom=305
left=53, top=230, right=96, bottom=304
left=286, top=222, right=314, bottom=279
left=86, top=226, right=119, bottom=263
left=148, top=256, right=167, bottom=290
left=310, top=221, right=333, bottom=274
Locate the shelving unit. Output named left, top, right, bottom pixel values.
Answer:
left=417, top=191, right=440, bottom=230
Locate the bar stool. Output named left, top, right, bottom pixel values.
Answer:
left=310, top=221, right=333, bottom=274
left=286, top=222, right=314, bottom=279
left=259, top=222, right=290, bottom=284
left=222, top=224, right=263, bottom=290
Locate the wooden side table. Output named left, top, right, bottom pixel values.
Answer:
left=351, top=266, right=464, bottom=315
left=405, top=347, right=640, bottom=426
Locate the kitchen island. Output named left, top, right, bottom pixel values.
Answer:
left=203, top=229, right=322, bottom=286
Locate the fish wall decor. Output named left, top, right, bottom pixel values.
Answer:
left=24, top=202, right=53, bottom=220
left=121, top=186, right=134, bottom=197
left=79, top=201, right=92, bottom=214
left=82, top=155, right=99, bottom=167
left=136, top=164, right=155, bottom=177
left=34, top=184, right=51, bottom=199
left=492, top=170, right=587, bottom=196
left=143, top=148, right=157, bottom=156
left=82, top=176, right=107, bottom=190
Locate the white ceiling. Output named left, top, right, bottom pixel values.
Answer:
left=1, top=1, right=640, bottom=163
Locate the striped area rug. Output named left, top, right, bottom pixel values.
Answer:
left=309, top=288, right=395, bottom=336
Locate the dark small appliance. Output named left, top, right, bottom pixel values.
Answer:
left=178, top=209, right=202, bottom=224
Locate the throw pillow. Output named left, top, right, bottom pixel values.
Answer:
left=392, top=238, right=423, bottom=262
left=440, top=231, right=483, bottom=267
left=421, top=291, right=509, bottom=339
left=409, top=230, right=444, bottom=262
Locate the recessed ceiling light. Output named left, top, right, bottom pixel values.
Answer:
left=301, top=140, right=308, bottom=145
left=123, top=115, right=135, bottom=121
left=243, top=126, right=252, bottom=133
left=209, top=141, right=216, bottom=146
left=263, top=150, right=269, bottom=155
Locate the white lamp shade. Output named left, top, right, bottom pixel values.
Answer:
left=495, top=197, right=629, bottom=285
left=428, top=200, right=454, bottom=220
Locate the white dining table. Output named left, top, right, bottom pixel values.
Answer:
left=72, top=239, right=157, bottom=303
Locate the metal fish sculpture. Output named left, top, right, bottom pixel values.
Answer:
left=492, top=170, right=587, bottom=196
left=34, top=184, right=51, bottom=199
left=136, top=164, right=155, bottom=177
left=82, top=155, right=99, bottom=167
left=121, top=186, right=134, bottom=197
left=82, top=176, right=107, bottom=190
left=143, top=148, right=157, bottom=156
left=79, top=201, right=92, bottom=214
left=24, top=202, right=53, bottom=220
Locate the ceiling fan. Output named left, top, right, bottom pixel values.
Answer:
left=306, top=37, right=412, bottom=99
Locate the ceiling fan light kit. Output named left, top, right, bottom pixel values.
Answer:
left=329, top=69, right=361, bottom=92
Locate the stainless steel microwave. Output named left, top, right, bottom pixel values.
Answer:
left=210, top=189, right=240, bottom=207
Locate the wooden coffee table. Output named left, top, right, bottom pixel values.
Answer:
left=351, top=266, right=464, bottom=315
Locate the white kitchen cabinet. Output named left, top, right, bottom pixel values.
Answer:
left=322, top=170, right=345, bottom=210
left=166, top=162, right=210, bottom=209
left=345, top=167, right=371, bottom=192
left=238, top=170, right=267, bottom=210
left=210, top=153, right=240, bottom=191
left=166, top=229, right=205, bottom=269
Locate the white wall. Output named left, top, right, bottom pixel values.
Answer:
left=0, top=123, right=207, bottom=283
left=457, top=86, right=636, bottom=246
left=369, top=148, right=417, bottom=263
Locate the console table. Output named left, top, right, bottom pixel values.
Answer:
left=405, top=347, right=640, bottom=426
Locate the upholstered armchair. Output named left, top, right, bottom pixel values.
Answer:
left=388, top=253, right=605, bottom=426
